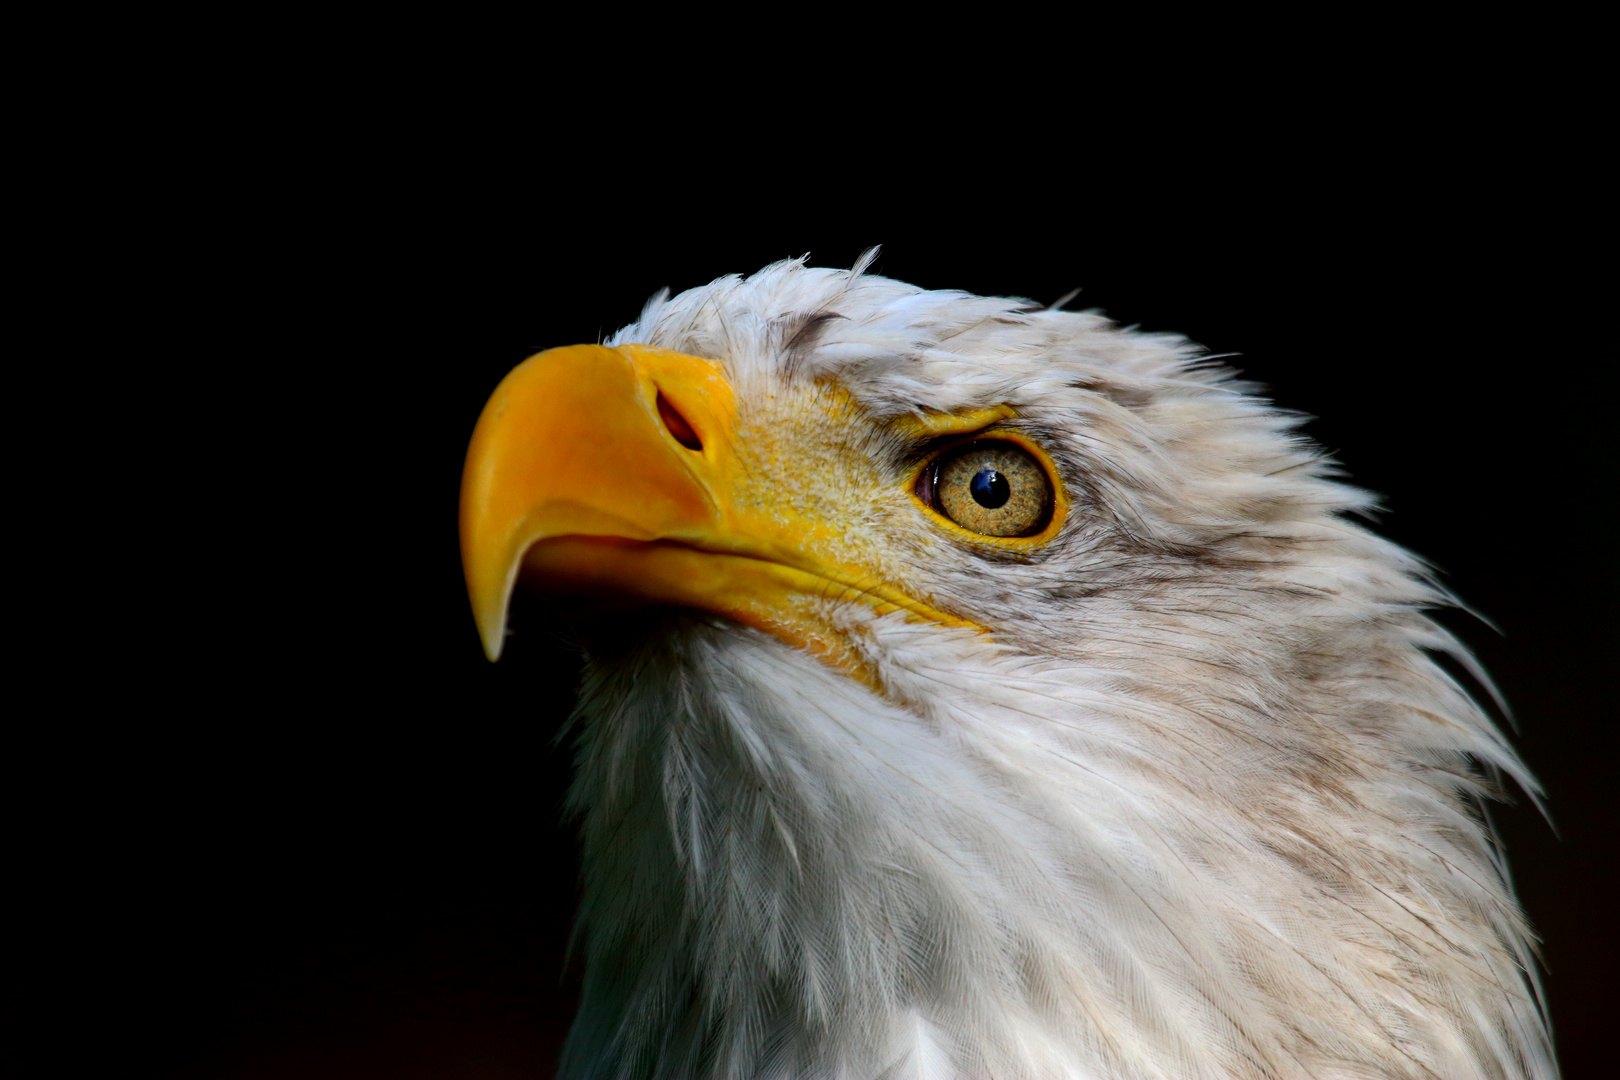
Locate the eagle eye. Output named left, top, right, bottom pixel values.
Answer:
left=918, top=440, right=1053, bottom=537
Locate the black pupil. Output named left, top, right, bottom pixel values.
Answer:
left=970, top=468, right=1010, bottom=509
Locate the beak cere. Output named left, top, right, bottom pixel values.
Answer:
left=459, top=344, right=731, bottom=661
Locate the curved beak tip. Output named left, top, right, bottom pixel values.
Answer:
left=465, top=558, right=516, bottom=664
left=470, top=586, right=512, bottom=663
left=481, top=634, right=506, bottom=663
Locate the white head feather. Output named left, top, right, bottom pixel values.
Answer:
left=546, top=255, right=1554, bottom=1079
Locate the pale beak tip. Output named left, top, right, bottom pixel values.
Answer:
left=476, top=610, right=508, bottom=663
left=481, top=633, right=505, bottom=663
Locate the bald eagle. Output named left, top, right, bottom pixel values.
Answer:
left=459, top=254, right=1556, bottom=1079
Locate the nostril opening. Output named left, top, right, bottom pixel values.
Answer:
left=657, top=392, right=703, bottom=451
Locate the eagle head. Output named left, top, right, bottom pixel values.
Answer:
left=459, top=255, right=1555, bottom=1079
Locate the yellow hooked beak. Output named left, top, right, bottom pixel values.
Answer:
left=459, top=344, right=977, bottom=673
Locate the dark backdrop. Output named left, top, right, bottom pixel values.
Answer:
left=15, top=135, right=1613, bottom=1078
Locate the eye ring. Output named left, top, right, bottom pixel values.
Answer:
left=915, top=438, right=1056, bottom=538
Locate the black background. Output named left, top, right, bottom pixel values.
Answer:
left=15, top=103, right=1613, bottom=1078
